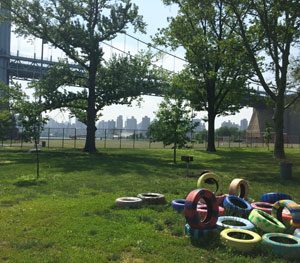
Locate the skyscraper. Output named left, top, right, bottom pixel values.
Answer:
left=141, top=116, right=151, bottom=131
left=125, top=116, right=137, bottom=130
left=116, top=115, right=123, bottom=129
left=240, top=118, right=248, bottom=130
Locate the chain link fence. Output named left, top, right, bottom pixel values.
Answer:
left=1, top=127, right=300, bottom=149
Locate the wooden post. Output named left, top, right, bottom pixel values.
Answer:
left=62, top=128, right=64, bottom=148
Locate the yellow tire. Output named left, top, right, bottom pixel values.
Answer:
left=220, top=228, right=261, bottom=252
left=197, top=172, right=222, bottom=196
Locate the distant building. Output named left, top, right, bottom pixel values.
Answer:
left=140, top=116, right=151, bottom=131
left=116, top=115, right=123, bottom=129
left=221, top=120, right=239, bottom=129
left=98, top=120, right=107, bottom=130
left=125, top=116, right=137, bottom=130
left=192, top=119, right=206, bottom=132
left=107, top=120, right=116, bottom=129
left=240, top=118, right=248, bottom=130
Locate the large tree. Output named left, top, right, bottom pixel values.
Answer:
left=226, top=0, right=300, bottom=158
left=37, top=53, right=165, bottom=131
left=3, top=0, right=146, bottom=152
left=156, top=0, right=253, bottom=152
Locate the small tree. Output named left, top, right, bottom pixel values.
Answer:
left=3, top=82, right=48, bottom=179
left=264, top=122, right=273, bottom=151
left=148, top=84, right=198, bottom=164
left=0, top=109, right=12, bottom=141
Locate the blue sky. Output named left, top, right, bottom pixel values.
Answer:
left=10, top=0, right=253, bottom=127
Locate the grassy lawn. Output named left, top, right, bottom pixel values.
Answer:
left=0, top=147, right=299, bottom=263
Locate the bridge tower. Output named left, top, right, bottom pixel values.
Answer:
left=0, top=5, right=11, bottom=86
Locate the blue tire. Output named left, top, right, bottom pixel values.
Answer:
left=262, top=233, right=300, bottom=260
left=223, top=195, right=252, bottom=217
left=217, top=216, right=255, bottom=230
left=260, top=193, right=292, bottom=204
left=171, top=199, right=186, bottom=212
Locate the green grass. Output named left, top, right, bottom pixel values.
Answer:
left=0, top=147, right=299, bottom=262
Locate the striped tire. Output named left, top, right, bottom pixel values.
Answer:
left=171, top=199, right=185, bottom=212
left=260, top=192, right=292, bottom=204
left=184, top=188, right=219, bottom=230
left=262, top=233, right=300, bottom=260
left=220, top=229, right=261, bottom=252
left=248, top=209, right=286, bottom=233
left=251, top=202, right=273, bottom=214
left=228, top=179, right=249, bottom=199
left=217, top=216, right=255, bottom=231
left=223, top=195, right=252, bottom=217
left=115, top=197, right=142, bottom=208
left=137, top=193, right=166, bottom=204
left=197, top=204, right=225, bottom=217
left=197, top=172, right=222, bottom=196
left=185, top=224, right=219, bottom=238
left=294, top=228, right=300, bottom=238
left=271, top=199, right=300, bottom=228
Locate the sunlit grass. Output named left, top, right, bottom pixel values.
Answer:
left=0, top=147, right=299, bottom=262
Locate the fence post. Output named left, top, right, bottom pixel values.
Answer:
left=10, top=129, right=12, bottom=147
left=251, top=132, right=252, bottom=148
left=133, top=130, right=136, bottom=149
left=217, top=136, right=219, bottom=148
left=229, top=135, right=231, bottom=148
left=149, top=131, right=151, bottom=149
left=119, top=129, right=122, bottom=149
left=62, top=128, right=65, bottom=148
left=21, top=128, right=23, bottom=148
left=48, top=128, right=50, bottom=148
left=104, top=129, right=106, bottom=148
left=74, top=128, right=77, bottom=148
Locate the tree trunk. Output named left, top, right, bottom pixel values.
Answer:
left=207, top=112, right=216, bottom=152
left=35, top=139, right=39, bottom=179
left=173, top=142, right=177, bottom=164
left=84, top=69, right=97, bottom=153
left=273, top=95, right=285, bottom=159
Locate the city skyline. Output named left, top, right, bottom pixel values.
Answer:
left=45, top=114, right=248, bottom=131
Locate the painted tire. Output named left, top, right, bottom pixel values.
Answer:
left=171, top=199, right=185, bottom=212
left=217, top=216, right=255, bottom=230
left=197, top=172, right=222, bottom=196
left=262, top=233, right=300, bottom=260
left=115, top=197, right=142, bottom=208
left=248, top=209, right=286, bottom=233
left=197, top=204, right=225, bottom=217
left=223, top=195, right=252, bottom=216
left=251, top=202, right=273, bottom=214
left=184, top=188, right=219, bottom=230
left=220, top=229, right=261, bottom=252
left=271, top=199, right=300, bottom=228
left=137, top=193, right=166, bottom=204
left=228, top=179, right=248, bottom=199
left=185, top=224, right=219, bottom=238
left=294, top=228, right=300, bottom=238
left=260, top=192, right=292, bottom=204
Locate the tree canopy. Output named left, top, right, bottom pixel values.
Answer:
left=3, top=0, right=148, bottom=152
left=156, top=0, right=254, bottom=152
left=226, top=0, right=300, bottom=158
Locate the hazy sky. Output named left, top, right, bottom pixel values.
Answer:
left=10, top=0, right=253, bottom=127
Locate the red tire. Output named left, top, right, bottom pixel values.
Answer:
left=184, top=188, right=219, bottom=230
